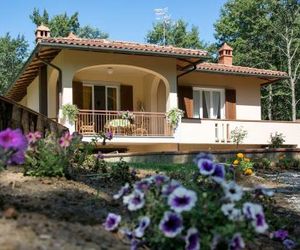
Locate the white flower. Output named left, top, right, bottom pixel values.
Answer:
left=221, top=203, right=243, bottom=221
left=168, top=187, right=197, bottom=213
left=134, top=216, right=151, bottom=238
left=243, top=202, right=268, bottom=234
left=113, top=183, right=130, bottom=200
left=123, top=190, right=145, bottom=211
left=223, top=181, right=243, bottom=202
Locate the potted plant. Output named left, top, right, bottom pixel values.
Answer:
left=62, top=104, right=79, bottom=125
left=166, top=108, right=184, bottom=129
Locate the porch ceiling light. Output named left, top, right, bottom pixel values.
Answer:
left=107, top=67, right=113, bottom=75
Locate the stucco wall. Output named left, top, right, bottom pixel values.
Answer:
left=26, top=76, right=39, bottom=112
left=179, top=72, right=263, bottom=120
left=19, top=96, right=27, bottom=106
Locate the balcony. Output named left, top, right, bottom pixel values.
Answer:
left=76, top=110, right=173, bottom=137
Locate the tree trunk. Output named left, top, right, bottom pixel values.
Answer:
left=291, top=78, right=296, bottom=121
left=268, top=85, right=273, bottom=120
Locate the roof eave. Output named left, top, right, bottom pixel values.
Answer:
left=38, top=41, right=210, bottom=60
left=195, top=68, right=288, bottom=80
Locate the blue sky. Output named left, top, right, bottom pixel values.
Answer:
left=0, top=0, right=227, bottom=48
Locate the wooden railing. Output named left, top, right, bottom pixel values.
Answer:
left=0, top=95, right=67, bottom=135
left=76, top=110, right=173, bottom=137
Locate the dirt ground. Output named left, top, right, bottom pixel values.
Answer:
left=0, top=167, right=299, bottom=250
left=0, top=167, right=127, bottom=250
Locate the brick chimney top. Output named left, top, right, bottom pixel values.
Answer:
left=218, top=43, right=233, bottom=65
left=35, top=24, right=50, bottom=43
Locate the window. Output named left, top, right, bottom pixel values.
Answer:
left=193, top=88, right=224, bottom=119
left=83, top=84, right=119, bottom=110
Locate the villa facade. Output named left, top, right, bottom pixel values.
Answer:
left=5, top=25, right=300, bottom=152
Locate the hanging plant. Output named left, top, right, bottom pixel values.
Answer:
left=62, top=104, right=79, bottom=125
left=166, top=108, right=184, bottom=128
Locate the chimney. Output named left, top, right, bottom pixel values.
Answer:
left=35, top=24, right=50, bottom=43
left=218, top=43, right=233, bottom=65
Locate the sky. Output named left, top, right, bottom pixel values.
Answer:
left=0, top=0, right=227, bottom=48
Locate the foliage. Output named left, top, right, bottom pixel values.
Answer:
left=24, top=131, right=93, bottom=177
left=0, top=34, right=29, bottom=94
left=230, top=126, right=248, bottom=148
left=62, top=104, right=79, bottom=125
left=118, top=110, right=135, bottom=122
left=30, top=8, right=108, bottom=39
left=214, top=0, right=300, bottom=121
left=269, top=132, right=286, bottom=148
left=109, top=159, right=133, bottom=184
left=232, top=153, right=255, bottom=176
left=166, top=108, right=184, bottom=128
left=104, top=153, right=282, bottom=249
left=146, top=18, right=207, bottom=49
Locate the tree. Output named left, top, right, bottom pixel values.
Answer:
left=30, top=8, right=108, bottom=39
left=146, top=18, right=206, bottom=49
left=214, top=0, right=300, bottom=121
left=0, top=33, right=29, bottom=94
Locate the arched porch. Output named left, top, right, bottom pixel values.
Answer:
left=71, top=64, right=173, bottom=136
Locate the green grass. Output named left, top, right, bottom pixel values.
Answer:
left=128, top=162, right=197, bottom=173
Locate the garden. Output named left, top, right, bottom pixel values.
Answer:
left=0, top=128, right=299, bottom=249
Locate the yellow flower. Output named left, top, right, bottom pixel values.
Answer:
left=244, top=168, right=253, bottom=175
left=233, top=160, right=239, bottom=166
left=244, top=158, right=250, bottom=162
left=237, top=153, right=244, bottom=159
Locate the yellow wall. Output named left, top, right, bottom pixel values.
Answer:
left=26, top=76, right=39, bottom=112
left=179, top=71, right=263, bottom=120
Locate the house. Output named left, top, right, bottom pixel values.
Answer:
left=5, top=25, right=300, bottom=152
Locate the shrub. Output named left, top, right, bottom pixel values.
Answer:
left=230, top=127, right=247, bottom=148
left=109, top=158, right=133, bottom=184
left=103, top=153, right=281, bottom=250
left=269, top=132, right=285, bottom=148
left=166, top=108, right=184, bottom=128
left=62, top=104, right=79, bottom=125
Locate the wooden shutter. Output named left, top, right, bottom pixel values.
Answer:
left=178, top=86, right=193, bottom=118
left=120, top=85, right=133, bottom=111
left=72, top=81, right=83, bottom=109
left=225, top=89, right=236, bottom=120
left=39, top=65, right=48, bottom=116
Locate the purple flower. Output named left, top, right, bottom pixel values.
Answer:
left=152, top=174, right=169, bottom=186
left=123, top=190, right=145, bottom=211
left=130, top=239, right=140, bottom=250
left=273, top=229, right=288, bottom=241
left=134, top=178, right=152, bottom=192
left=103, top=213, right=121, bottom=231
left=59, top=131, right=73, bottom=148
left=159, top=211, right=183, bottom=238
left=283, top=239, right=296, bottom=249
left=223, top=181, right=243, bottom=202
left=194, top=152, right=214, bottom=163
left=212, top=163, right=225, bottom=183
left=97, top=152, right=104, bottom=160
left=255, top=186, right=274, bottom=197
left=7, top=150, right=25, bottom=165
left=229, top=233, right=245, bottom=250
left=221, top=203, right=243, bottom=221
left=0, top=128, right=27, bottom=151
left=168, top=187, right=197, bottom=213
left=252, top=212, right=268, bottom=234
left=134, top=216, right=150, bottom=238
left=197, top=158, right=215, bottom=175
left=120, top=227, right=133, bottom=240
left=185, top=228, right=200, bottom=250
left=105, top=131, right=113, bottom=140
left=113, top=183, right=130, bottom=200
left=242, top=202, right=261, bottom=220
left=162, top=179, right=181, bottom=196
left=26, top=131, right=42, bottom=145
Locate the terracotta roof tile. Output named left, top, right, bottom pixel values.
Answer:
left=39, top=37, right=208, bottom=57
left=197, top=62, right=287, bottom=78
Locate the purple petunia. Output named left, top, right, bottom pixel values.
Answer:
left=283, top=239, right=296, bottom=249
left=272, top=229, right=288, bottom=241
left=134, top=178, right=153, bottom=192
left=159, top=211, right=183, bottom=238
left=123, top=190, right=145, bottom=211
left=229, top=233, right=245, bottom=250
left=105, top=131, right=113, bottom=140
left=0, top=128, right=27, bottom=151
left=113, top=183, right=130, bottom=200
left=162, top=179, right=181, bottom=196
left=152, top=174, right=169, bottom=186
left=243, top=202, right=268, bottom=233
left=212, top=163, right=226, bottom=183
left=223, top=181, right=243, bottom=202
left=7, top=150, right=26, bottom=165
left=103, top=213, right=121, bottom=231
left=168, top=187, right=197, bottom=213
left=197, top=158, right=215, bottom=176
left=185, top=228, right=200, bottom=250
left=194, top=152, right=214, bottom=163
left=26, top=131, right=42, bottom=145
left=252, top=212, right=268, bottom=234
left=59, top=131, right=73, bottom=148
left=221, top=203, right=243, bottom=221
left=134, top=216, right=151, bottom=238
